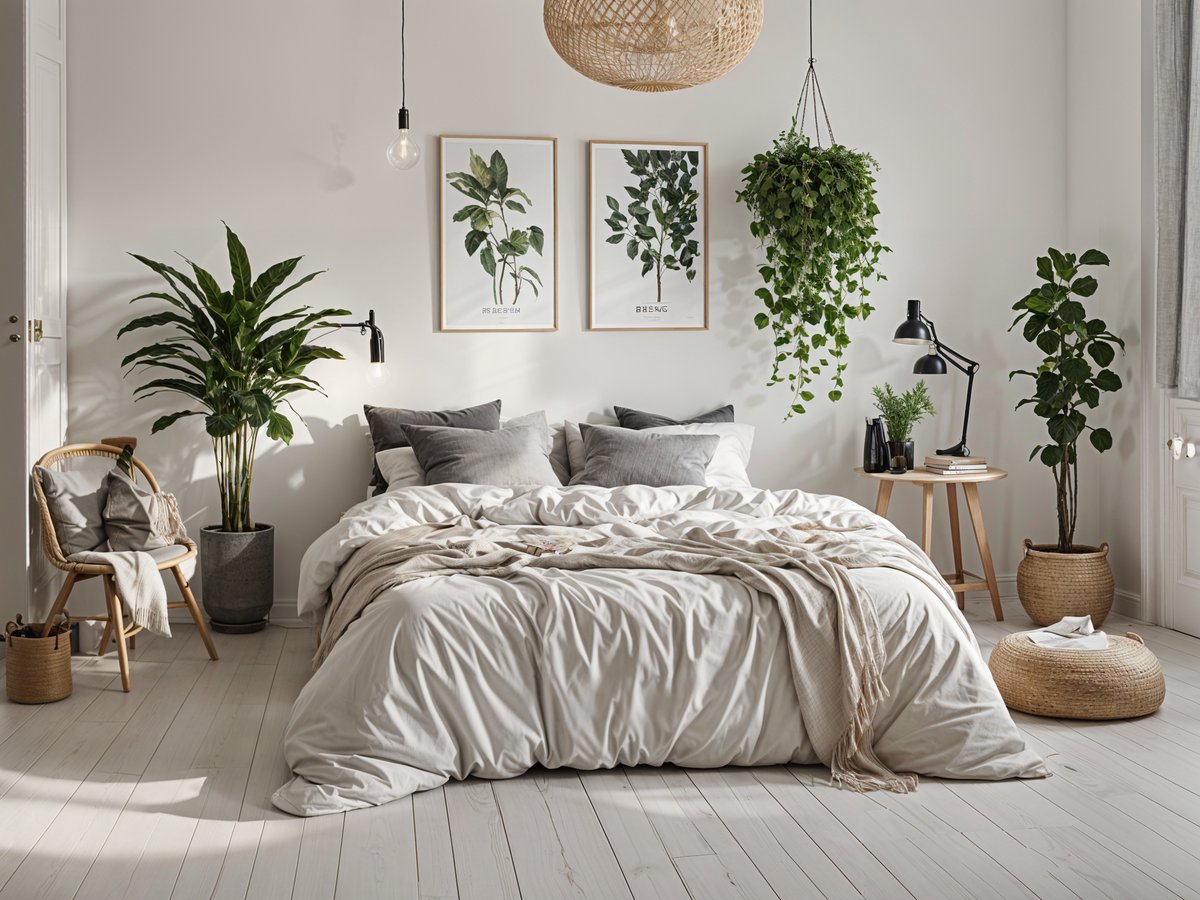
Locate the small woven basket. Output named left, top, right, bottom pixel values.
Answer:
left=1016, top=539, right=1114, bottom=627
left=5, top=614, right=73, bottom=704
left=989, top=631, right=1165, bottom=720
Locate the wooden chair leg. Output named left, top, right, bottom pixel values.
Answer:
left=38, top=572, right=77, bottom=637
left=103, top=574, right=133, bottom=692
left=172, top=565, right=219, bottom=661
left=97, top=619, right=113, bottom=657
left=129, top=631, right=136, bottom=651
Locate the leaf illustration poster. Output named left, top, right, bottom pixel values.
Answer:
left=440, top=136, right=558, bottom=331
left=589, top=141, right=708, bottom=331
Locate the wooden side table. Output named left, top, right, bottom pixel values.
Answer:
left=855, top=467, right=1007, bottom=621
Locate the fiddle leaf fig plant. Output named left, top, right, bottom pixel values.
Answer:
left=737, top=128, right=889, bottom=418
left=604, top=148, right=701, bottom=302
left=1009, top=248, right=1124, bottom=553
left=119, top=223, right=351, bottom=533
left=447, top=149, right=544, bottom=306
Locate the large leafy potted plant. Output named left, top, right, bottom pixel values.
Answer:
left=1009, top=248, right=1123, bottom=626
left=736, top=127, right=888, bottom=418
left=120, top=224, right=350, bottom=633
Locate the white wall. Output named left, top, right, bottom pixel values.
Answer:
left=1066, top=0, right=1146, bottom=609
left=66, top=0, right=1105, bottom=616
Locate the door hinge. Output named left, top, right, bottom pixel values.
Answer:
left=29, top=319, right=43, bottom=343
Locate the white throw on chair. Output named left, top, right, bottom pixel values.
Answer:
left=31, top=443, right=219, bottom=692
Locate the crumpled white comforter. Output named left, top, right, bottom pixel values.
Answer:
left=274, top=484, right=1047, bottom=816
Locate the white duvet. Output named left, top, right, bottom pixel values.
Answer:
left=274, top=484, right=1046, bottom=816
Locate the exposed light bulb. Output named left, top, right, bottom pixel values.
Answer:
left=386, top=107, right=420, bottom=170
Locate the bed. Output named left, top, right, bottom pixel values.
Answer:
left=272, top=480, right=1047, bottom=817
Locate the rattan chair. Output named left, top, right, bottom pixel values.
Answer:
left=31, top=443, right=219, bottom=691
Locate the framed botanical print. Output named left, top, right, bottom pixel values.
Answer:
left=440, top=135, right=558, bottom=332
left=588, top=140, right=708, bottom=331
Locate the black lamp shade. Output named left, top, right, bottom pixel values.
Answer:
left=893, top=298, right=934, bottom=345
left=913, top=352, right=947, bottom=375
left=367, top=309, right=385, bottom=364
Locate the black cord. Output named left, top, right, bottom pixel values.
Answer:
left=809, top=0, right=813, bottom=63
left=401, top=0, right=407, bottom=109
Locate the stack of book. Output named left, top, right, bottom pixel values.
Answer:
left=925, top=454, right=988, bottom=475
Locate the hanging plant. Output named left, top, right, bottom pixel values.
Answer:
left=735, top=5, right=888, bottom=418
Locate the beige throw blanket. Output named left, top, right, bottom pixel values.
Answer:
left=318, top=520, right=955, bottom=794
left=69, top=550, right=171, bottom=637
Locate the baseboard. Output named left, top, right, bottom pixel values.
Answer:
left=963, top=574, right=1145, bottom=622
left=167, top=598, right=305, bottom=628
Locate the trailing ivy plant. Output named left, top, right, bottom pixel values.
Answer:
left=736, top=128, right=888, bottom=418
left=603, top=148, right=700, bottom=302
left=1009, top=248, right=1124, bottom=553
left=447, top=149, right=544, bottom=305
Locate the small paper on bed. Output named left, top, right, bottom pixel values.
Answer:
left=1027, top=615, right=1108, bottom=650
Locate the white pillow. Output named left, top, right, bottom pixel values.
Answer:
left=377, top=411, right=557, bottom=489
left=643, top=423, right=754, bottom=488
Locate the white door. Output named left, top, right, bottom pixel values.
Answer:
left=26, top=0, right=68, bottom=618
left=1166, top=398, right=1200, bottom=637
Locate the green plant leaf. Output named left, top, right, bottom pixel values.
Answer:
left=1039, top=445, right=1062, bottom=467
left=1079, top=249, right=1110, bottom=266
left=223, top=223, right=252, bottom=301
left=1087, top=341, right=1115, bottom=367
left=1094, top=368, right=1122, bottom=391
left=479, top=244, right=497, bottom=276
left=465, top=230, right=487, bottom=257
left=151, top=410, right=203, bottom=433
left=1071, top=275, right=1098, bottom=297
left=266, top=411, right=294, bottom=443
left=1090, top=427, right=1113, bottom=451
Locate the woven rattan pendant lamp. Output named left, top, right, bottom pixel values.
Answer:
left=544, top=0, right=764, bottom=92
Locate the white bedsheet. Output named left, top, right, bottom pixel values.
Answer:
left=275, top=484, right=1046, bottom=816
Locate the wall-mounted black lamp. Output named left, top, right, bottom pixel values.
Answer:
left=336, top=309, right=386, bottom=364
left=893, top=299, right=978, bottom=457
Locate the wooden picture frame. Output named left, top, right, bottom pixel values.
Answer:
left=440, top=135, right=559, bottom=332
left=588, top=140, right=709, bottom=331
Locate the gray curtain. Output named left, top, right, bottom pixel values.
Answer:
left=1158, top=0, right=1200, bottom=397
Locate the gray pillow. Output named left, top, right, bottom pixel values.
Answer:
left=614, top=403, right=735, bottom=430
left=569, top=424, right=720, bottom=488
left=402, top=422, right=560, bottom=487
left=365, top=400, right=502, bottom=491
left=103, top=467, right=186, bottom=551
left=35, top=466, right=108, bottom=556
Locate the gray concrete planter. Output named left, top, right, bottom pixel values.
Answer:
left=200, top=524, right=274, bottom=634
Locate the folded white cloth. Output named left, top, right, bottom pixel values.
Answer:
left=1027, top=615, right=1107, bottom=650
left=68, top=550, right=172, bottom=638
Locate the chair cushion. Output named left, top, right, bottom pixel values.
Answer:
left=35, top=466, right=108, bottom=556
left=103, top=467, right=187, bottom=551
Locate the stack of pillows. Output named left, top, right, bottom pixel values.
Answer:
left=366, top=400, right=755, bottom=493
left=36, top=453, right=186, bottom=557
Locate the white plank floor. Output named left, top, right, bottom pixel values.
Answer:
left=3, top=600, right=1200, bottom=899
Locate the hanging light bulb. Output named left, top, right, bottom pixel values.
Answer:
left=387, top=107, right=420, bottom=170
left=386, top=0, right=419, bottom=170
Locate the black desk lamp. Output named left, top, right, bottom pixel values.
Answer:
left=893, top=299, right=978, bottom=457
left=335, top=309, right=385, bottom=364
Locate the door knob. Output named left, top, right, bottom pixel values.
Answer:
left=8, top=333, right=19, bottom=343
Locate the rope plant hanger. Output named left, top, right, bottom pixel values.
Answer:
left=544, top=0, right=764, bottom=92
left=736, top=0, right=888, bottom=418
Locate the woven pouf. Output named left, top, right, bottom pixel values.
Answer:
left=988, top=632, right=1165, bottom=720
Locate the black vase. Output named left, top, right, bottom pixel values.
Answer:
left=887, top=441, right=915, bottom=472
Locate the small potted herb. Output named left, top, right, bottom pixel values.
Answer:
left=872, top=381, right=936, bottom=471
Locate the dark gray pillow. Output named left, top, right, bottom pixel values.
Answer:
left=569, top=424, right=719, bottom=488
left=365, top=400, right=502, bottom=491
left=402, top=422, right=559, bottom=487
left=35, top=466, right=108, bottom=555
left=614, top=404, right=735, bottom=430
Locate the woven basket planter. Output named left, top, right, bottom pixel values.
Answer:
left=989, top=631, right=1164, bottom=720
left=1016, top=539, right=1114, bottom=627
left=5, top=620, right=73, bottom=704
